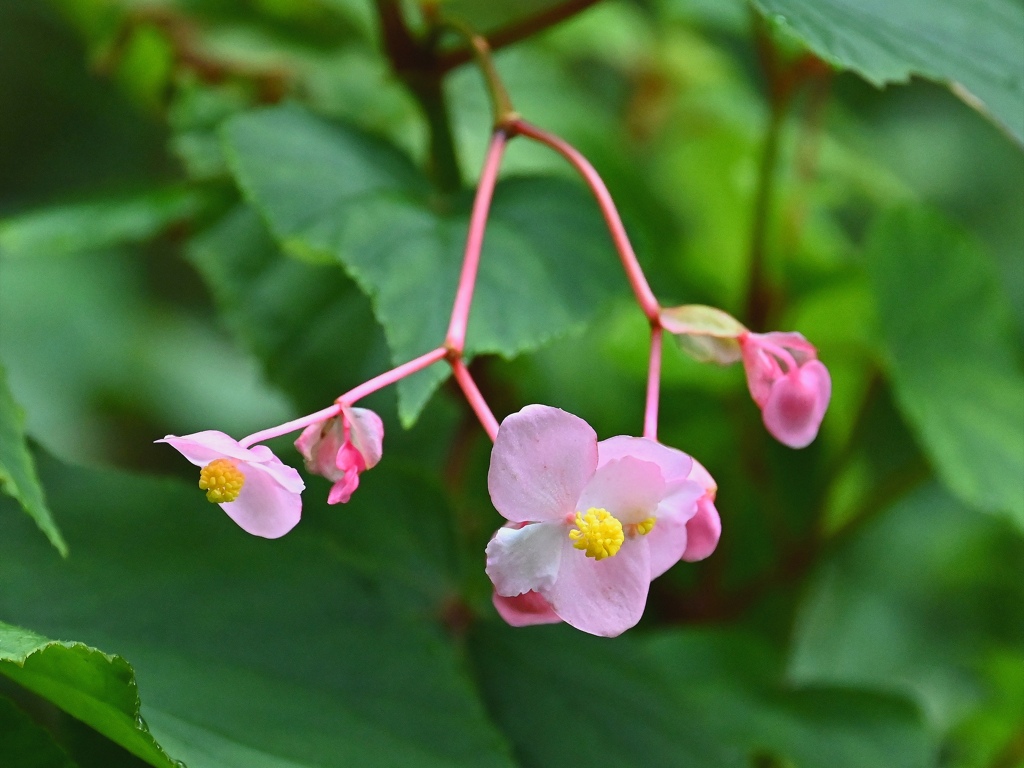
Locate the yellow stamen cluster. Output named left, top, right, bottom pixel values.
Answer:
left=198, top=458, right=245, bottom=503
left=569, top=508, right=624, bottom=560
left=633, top=517, right=656, bottom=536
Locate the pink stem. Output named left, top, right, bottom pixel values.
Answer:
left=338, top=346, right=449, bottom=405
left=450, top=357, right=500, bottom=441
left=446, top=130, right=509, bottom=352
left=239, top=403, right=341, bottom=448
left=238, top=346, right=447, bottom=447
left=510, top=119, right=661, bottom=322
left=644, top=326, right=663, bottom=440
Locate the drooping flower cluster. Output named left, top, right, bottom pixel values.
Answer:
left=157, top=111, right=831, bottom=638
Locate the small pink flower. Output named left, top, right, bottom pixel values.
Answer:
left=158, top=431, right=304, bottom=538
left=484, top=405, right=705, bottom=637
left=739, top=332, right=831, bottom=449
left=295, top=406, right=384, bottom=504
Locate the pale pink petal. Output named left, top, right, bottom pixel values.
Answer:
left=597, top=436, right=693, bottom=483
left=577, top=457, right=666, bottom=525
left=157, top=431, right=254, bottom=466
left=682, top=496, right=722, bottom=561
left=687, top=458, right=718, bottom=497
left=492, top=591, right=562, bottom=627
left=655, top=479, right=704, bottom=522
left=244, top=445, right=306, bottom=492
left=223, top=463, right=302, bottom=538
left=485, top=522, right=565, bottom=597
left=544, top=538, right=651, bottom=637
left=295, top=420, right=346, bottom=481
left=343, top=406, right=384, bottom=469
left=645, top=510, right=689, bottom=579
left=294, top=421, right=324, bottom=464
left=762, top=361, right=832, bottom=448
left=488, top=405, right=598, bottom=523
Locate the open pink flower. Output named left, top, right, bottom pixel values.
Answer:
left=295, top=405, right=384, bottom=504
left=739, top=331, right=831, bottom=449
left=158, top=431, right=304, bottom=538
left=485, top=405, right=705, bottom=637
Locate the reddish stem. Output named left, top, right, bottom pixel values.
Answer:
left=450, top=357, right=500, bottom=440
left=239, top=403, right=343, bottom=448
left=238, top=346, right=448, bottom=447
left=509, top=118, right=661, bottom=322
left=644, top=326, right=663, bottom=440
left=446, top=130, right=508, bottom=351
left=338, top=346, right=449, bottom=405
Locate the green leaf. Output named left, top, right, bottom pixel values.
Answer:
left=187, top=205, right=391, bottom=413
left=750, top=0, right=1024, bottom=144
left=0, top=187, right=209, bottom=258
left=471, top=623, right=934, bottom=767
left=864, top=207, right=1024, bottom=529
left=789, top=483, right=1024, bottom=733
left=0, top=363, right=66, bottom=556
left=0, top=455, right=514, bottom=768
left=0, top=623, right=173, bottom=768
left=223, top=105, right=621, bottom=425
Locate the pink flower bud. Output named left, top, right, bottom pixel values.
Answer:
left=295, top=405, right=384, bottom=504
left=739, top=332, right=831, bottom=449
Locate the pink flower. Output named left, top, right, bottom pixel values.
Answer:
left=484, top=405, right=705, bottom=637
left=295, top=406, right=384, bottom=504
left=739, top=332, right=831, bottom=449
left=158, top=431, right=304, bottom=538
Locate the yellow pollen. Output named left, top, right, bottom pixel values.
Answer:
left=634, top=517, right=656, bottom=536
left=198, top=458, right=245, bottom=503
left=568, top=508, right=624, bottom=560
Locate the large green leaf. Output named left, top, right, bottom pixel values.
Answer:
left=187, top=205, right=391, bottom=414
left=0, top=363, right=66, bottom=555
left=471, top=623, right=933, bottom=767
left=223, top=105, right=621, bottom=425
left=751, top=0, right=1024, bottom=144
left=0, top=624, right=173, bottom=768
left=0, top=187, right=209, bottom=259
left=789, top=483, right=1024, bottom=733
left=0, top=455, right=513, bottom=768
left=864, top=207, right=1024, bottom=529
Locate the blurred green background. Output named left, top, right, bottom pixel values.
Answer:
left=0, top=0, right=1022, bottom=766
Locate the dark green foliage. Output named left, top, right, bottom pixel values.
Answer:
left=0, top=0, right=1021, bottom=765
